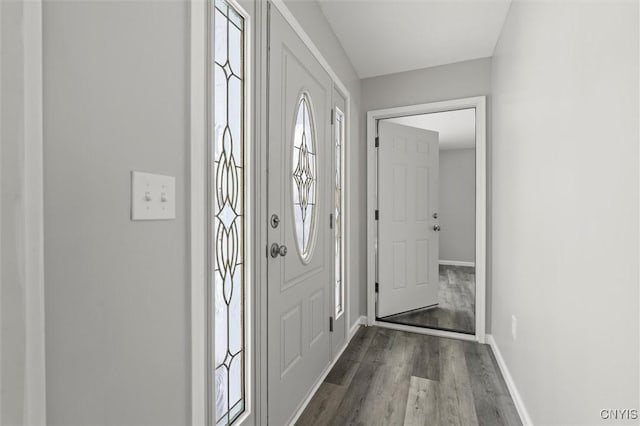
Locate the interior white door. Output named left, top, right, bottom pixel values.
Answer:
left=377, top=121, right=440, bottom=318
left=267, top=6, right=333, bottom=425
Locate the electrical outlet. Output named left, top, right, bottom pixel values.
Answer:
left=511, top=315, right=517, bottom=340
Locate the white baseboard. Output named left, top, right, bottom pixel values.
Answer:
left=439, top=260, right=475, bottom=267
left=350, top=315, right=368, bottom=337
left=486, top=334, right=533, bottom=426
left=287, top=320, right=364, bottom=426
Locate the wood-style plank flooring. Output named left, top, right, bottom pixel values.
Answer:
left=296, top=326, right=521, bottom=426
left=380, top=265, right=476, bottom=334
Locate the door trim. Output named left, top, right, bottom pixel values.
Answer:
left=366, top=96, right=487, bottom=344
left=7, top=0, right=48, bottom=422
left=189, top=1, right=207, bottom=424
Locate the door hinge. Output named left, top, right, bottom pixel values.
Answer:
left=329, top=316, right=334, bottom=332
left=375, top=210, right=379, bottom=220
left=375, top=282, right=379, bottom=293
left=375, top=136, right=379, bottom=148
left=329, top=213, right=334, bottom=229
left=330, top=108, right=334, bottom=125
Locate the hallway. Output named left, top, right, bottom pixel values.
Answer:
left=296, top=327, right=520, bottom=426
left=3, top=0, right=638, bottom=424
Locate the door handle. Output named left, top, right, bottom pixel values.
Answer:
left=433, top=225, right=441, bottom=231
left=270, top=243, right=288, bottom=258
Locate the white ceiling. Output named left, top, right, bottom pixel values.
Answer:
left=387, top=108, right=476, bottom=150
left=317, top=0, right=512, bottom=78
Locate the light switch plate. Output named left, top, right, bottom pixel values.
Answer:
left=131, top=171, right=176, bottom=220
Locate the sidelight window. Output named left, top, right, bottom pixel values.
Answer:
left=333, top=108, right=345, bottom=318
left=212, top=0, right=247, bottom=424
left=334, top=107, right=345, bottom=318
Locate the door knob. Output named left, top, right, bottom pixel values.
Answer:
left=433, top=225, right=441, bottom=231
left=270, top=243, right=288, bottom=258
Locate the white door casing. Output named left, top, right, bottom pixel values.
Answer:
left=267, top=6, right=332, bottom=425
left=377, top=121, right=439, bottom=318
left=367, top=96, right=486, bottom=343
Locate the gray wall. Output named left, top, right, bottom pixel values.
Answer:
left=361, top=58, right=491, bottom=111
left=42, top=1, right=357, bottom=424
left=439, top=148, right=475, bottom=264
left=43, top=1, right=189, bottom=424
left=491, top=1, right=638, bottom=424
left=284, top=0, right=364, bottom=329
left=361, top=57, right=492, bottom=326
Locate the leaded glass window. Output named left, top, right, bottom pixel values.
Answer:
left=292, top=94, right=317, bottom=262
left=212, top=0, right=245, bottom=424
left=334, top=108, right=344, bottom=318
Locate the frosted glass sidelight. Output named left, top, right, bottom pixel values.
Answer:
left=334, top=109, right=344, bottom=317
left=212, top=0, right=245, bottom=424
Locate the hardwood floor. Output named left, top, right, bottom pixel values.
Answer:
left=380, top=265, right=476, bottom=334
left=296, top=327, right=521, bottom=426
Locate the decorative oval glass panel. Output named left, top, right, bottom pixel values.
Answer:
left=292, top=94, right=317, bottom=261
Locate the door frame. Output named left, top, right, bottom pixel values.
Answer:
left=189, top=0, right=353, bottom=423
left=366, top=96, right=487, bottom=344
left=0, top=0, right=47, bottom=422
left=190, top=0, right=255, bottom=424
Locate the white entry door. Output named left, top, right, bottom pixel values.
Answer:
left=267, top=6, right=333, bottom=425
left=377, top=121, right=440, bottom=318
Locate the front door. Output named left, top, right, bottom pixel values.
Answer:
left=267, top=6, right=333, bottom=425
left=377, top=121, right=440, bottom=318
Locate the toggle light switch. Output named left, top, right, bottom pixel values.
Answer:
left=131, top=171, right=176, bottom=220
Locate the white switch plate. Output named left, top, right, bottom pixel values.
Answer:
left=131, top=171, right=176, bottom=220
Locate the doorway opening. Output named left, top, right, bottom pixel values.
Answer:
left=366, top=97, right=486, bottom=342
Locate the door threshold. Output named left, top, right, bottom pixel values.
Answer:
left=379, top=303, right=439, bottom=319
left=372, top=320, right=478, bottom=342
left=376, top=316, right=475, bottom=336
